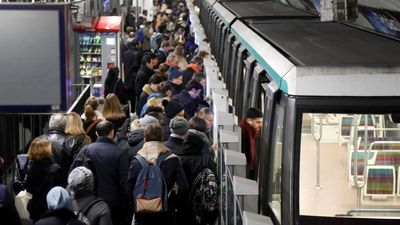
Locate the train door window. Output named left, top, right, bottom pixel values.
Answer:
left=232, top=46, right=247, bottom=117
left=267, top=93, right=285, bottom=223
left=299, top=112, right=400, bottom=219
left=227, top=40, right=240, bottom=97
left=223, top=34, right=235, bottom=81
left=250, top=65, right=268, bottom=109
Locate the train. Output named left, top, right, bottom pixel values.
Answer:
left=195, top=0, right=400, bottom=225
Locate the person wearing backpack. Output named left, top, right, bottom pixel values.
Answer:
left=68, top=167, right=113, bottom=225
left=126, top=124, right=188, bottom=225
left=178, top=117, right=218, bottom=225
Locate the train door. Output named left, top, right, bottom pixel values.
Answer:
left=232, top=46, right=247, bottom=117
left=219, top=25, right=230, bottom=74
left=227, top=40, right=240, bottom=97
left=222, top=34, right=235, bottom=82
left=258, top=81, right=285, bottom=225
left=215, top=19, right=224, bottom=63
left=241, top=56, right=256, bottom=116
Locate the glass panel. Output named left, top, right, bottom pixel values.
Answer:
left=268, top=103, right=285, bottom=222
left=300, top=113, right=400, bottom=218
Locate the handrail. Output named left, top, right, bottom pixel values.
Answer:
left=67, top=84, right=91, bottom=115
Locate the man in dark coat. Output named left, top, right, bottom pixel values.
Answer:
left=167, top=67, right=184, bottom=96
left=181, top=56, right=203, bottom=87
left=173, top=80, right=203, bottom=119
left=164, top=117, right=189, bottom=155
left=239, top=108, right=263, bottom=180
left=42, top=113, right=76, bottom=187
left=84, top=120, right=129, bottom=225
left=123, top=39, right=142, bottom=113
left=135, top=53, right=158, bottom=115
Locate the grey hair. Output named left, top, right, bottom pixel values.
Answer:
left=49, top=113, right=67, bottom=130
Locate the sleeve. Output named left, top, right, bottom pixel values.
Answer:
left=97, top=203, right=114, bottom=225
left=118, top=152, right=130, bottom=196
left=173, top=158, right=189, bottom=198
left=126, top=158, right=141, bottom=204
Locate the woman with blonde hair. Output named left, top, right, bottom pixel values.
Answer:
left=65, top=112, right=92, bottom=157
left=103, top=93, right=128, bottom=130
left=83, top=105, right=102, bottom=142
left=81, top=96, right=104, bottom=121
left=25, top=136, right=63, bottom=222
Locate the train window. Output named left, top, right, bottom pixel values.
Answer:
left=299, top=113, right=400, bottom=219
left=268, top=102, right=285, bottom=223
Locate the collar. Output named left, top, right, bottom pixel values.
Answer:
left=187, top=63, right=200, bottom=74
left=96, top=136, right=115, bottom=144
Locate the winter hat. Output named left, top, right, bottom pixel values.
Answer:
left=46, top=186, right=70, bottom=210
left=67, top=166, right=94, bottom=194
left=170, top=117, right=189, bottom=136
left=167, top=67, right=182, bottom=81
left=139, top=115, right=160, bottom=128
left=165, top=100, right=184, bottom=118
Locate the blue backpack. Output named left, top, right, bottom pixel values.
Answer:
left=133, top=152, right=171, bottom=213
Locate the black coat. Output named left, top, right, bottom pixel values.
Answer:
left=104, top=78, right=127, bottom=105
left=123, top=45, right=142, bottom=90
left=135, top=65, right=155, bottom=98
left=25, top=160, right=63, bottom=222
left=43, top=129, right=75, bottom=187
left=164, top=136, right=185, bottom=155
left=168, top=81, right=183, bottom=96
left=86, top=136, right=129, bottom=207
left=181, top=67, right=195, bottom=88
left=127, top=129, right=145, bottom=157
left=69, top=193, right=113, bottom=225
left=34, top=209, right=84, bottom=225
left=0, top=184, right=22, bottom=225
left=173, top=91, right=199, bottom=120
left=178, top=130, right=216, bottom=185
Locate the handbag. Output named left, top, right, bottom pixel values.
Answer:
left=15, top=189, right=32, bottom=220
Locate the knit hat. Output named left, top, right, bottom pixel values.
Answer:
left=67, top=166, right=94, bottom=194
left=167, top=67, right=182, bottom=81
left=170, top=117, right=189, bottom=135
left=165, top=100, right=184, bottom=118
left=46, top=186, right=70, bottom=210
left=139, top=115, right=159, bottom=128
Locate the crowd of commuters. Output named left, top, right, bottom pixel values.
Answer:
left=0, top=0, right=264, bottom=224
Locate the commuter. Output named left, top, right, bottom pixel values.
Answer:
left=142, top=22, right=153, bottom=52
left=0, top=157, right=22, bottom=225
left=165, top=53, right=180, bottom=70
left=124, top=8, right=136, bottom=32
left=239, top=108, right=263, bottom=180
left=137, top=74, right=163, bottom=115
left=81, top=96, right=104, bottom=122
left=126, top=124, right=189, bottom=225
left=42, top=113, right=75, bottom=187
left=173, top=79, right=203, bottom=119
left=34, top=186, right=84, bottom=225
left=25, top=137, right=64, bottom=222
left=156, top=41, right=174, bottom=64
left=103, top=93, right=128, bottom=130
left=128, top=115, right=160, bottom=158
left=135, top=54, right=158, bottom=114
left=79, top=120, right=129, bottom=225
left=158, top=80, right=173, bottom=102
left=104, top=67, right=128, bottom=105
left=123, top=39, right=142, bottom=113
left=167, top=67, right=184, bottom=96
left=164, top=117, right=189, bottom=155
left=197, top=107, right=214, bottom=143
left=68, top=167, right=113, bottom=225
left=137, top=9, right=148, bottom=28
left=162, top=99, right=184, bottom=139
left=65, top=112, right=92, bottom=159
left=192, top=74, right=210, bottom=108
left=172, top=45, right=188, bottom=71
left=83, top=105, right=102, bottom=142
left=182, top=56, right=203, bottom=87
left=155, top=63, right=170, bottom=81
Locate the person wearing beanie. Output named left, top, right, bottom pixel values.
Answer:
left=67, top=167, right=113, bottom=225
left=172, top=79, right=203, bottom=119
left=164, top=117, right=189, bottom=155
left=239, top=107, right=263, bottom=180
left=127, top=124, right=188, bottom=225
left=162, top=100, right=184, bottom=140
left=167, top=67, right=183, bottom=96
left=70, top=121, right=129, bottom=225
left=34, top=186, right=84, bottom=225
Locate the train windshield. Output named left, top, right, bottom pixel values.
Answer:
left=300, top=113, right=400, bottom=218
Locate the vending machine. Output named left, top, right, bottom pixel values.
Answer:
left=74, top=16, right=122, bottom=98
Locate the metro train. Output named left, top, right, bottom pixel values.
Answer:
left=196, top=0, right=400, bottom=225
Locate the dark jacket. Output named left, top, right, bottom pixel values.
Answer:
left=126, top=142, right=189, bottom=225
left=127, top=128, right=145, bottom=158
left=34, top=209, right=85, bottom=225
left=69, top=193, right=113, bottom=225
left=0, top=184, right=22, bottom=225
left=70, top=134, right=92, bottom=160
left=178, top=129, right=216, bottom=185
left=173, top=91, right=199, bottom=120
left=137, top=84, right=154, bottom=115
left=25, top=160, right=63, bottom=222
left=181, top=67, right=195, bottom=88
left=43, top=129, right=75, bottom=187
left=123, top=45, right=142, bottom=90
left=106, top=116, right=128, bottom=131
left=162, top=117, right=172, bottom=141
left=168, top=81, right=183, bottom=96
left=135, top=64, right=155, bottom=98
left=83, top=119, right=102, bottom=143
left=164, top=135, right=185, bottom=155
left=86, top=136, right=129, bottom=207
left=104, top=78, right=127, bottom=105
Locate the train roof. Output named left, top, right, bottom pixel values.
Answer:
left=230, top=19, right=400, bottom=97
left=221, top=1, right=316, bottom=19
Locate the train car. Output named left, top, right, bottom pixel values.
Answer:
left=198, top=0, right=400, bottom=225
